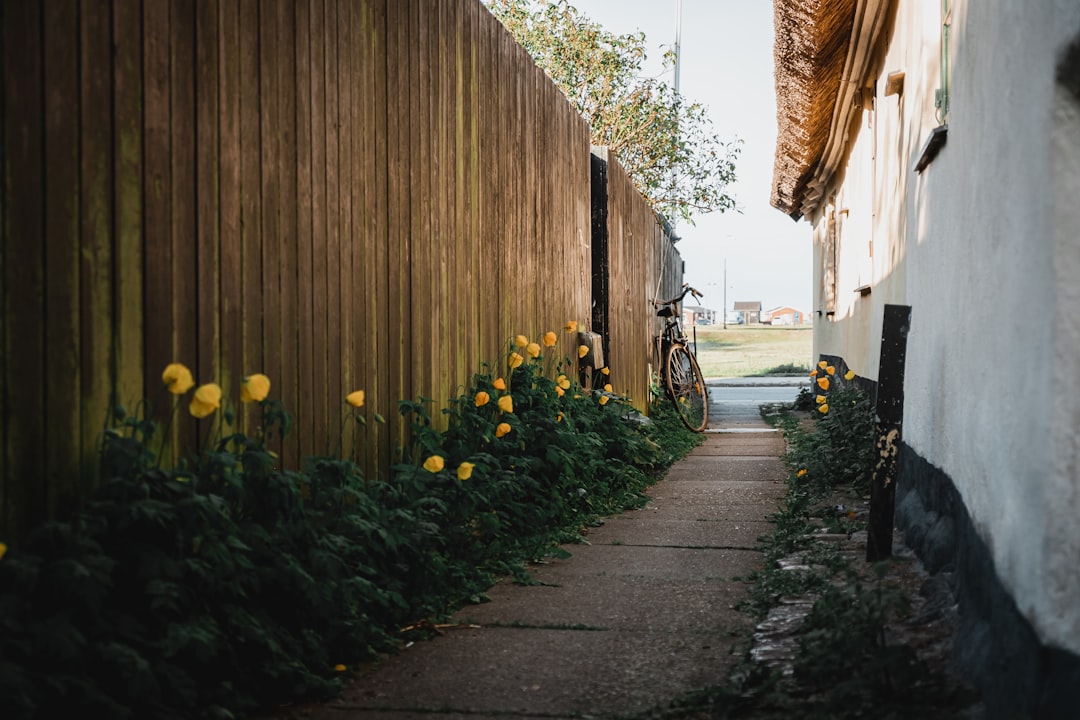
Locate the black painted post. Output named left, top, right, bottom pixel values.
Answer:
left=867, top=304, right=912, bottom=562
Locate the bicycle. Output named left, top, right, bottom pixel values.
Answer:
left=654, top=284, right=709, bottom=432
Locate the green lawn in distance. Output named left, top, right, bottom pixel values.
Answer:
left=688, top=324, right=813, bottom=378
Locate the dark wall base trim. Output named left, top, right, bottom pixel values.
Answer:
left=896, top=443, right=1080, bottom=719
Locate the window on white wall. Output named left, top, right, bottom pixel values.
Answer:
left=822, top=207, right=838, bottom=316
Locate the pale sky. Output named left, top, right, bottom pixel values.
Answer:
left=568, top=0, right=812, bottom=314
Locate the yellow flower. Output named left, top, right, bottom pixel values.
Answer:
left=162, top=363, right=195, bottom=395
left=565, top=320, right=578, bottom=333
left=496, top=422, right=511, bottom=438
left=818, top=403, right=829, bottom=414
left=556, top=412, right=564, bottom=422
left=493, top=377, right=506, bottom=391
left=508, top=352, right=524, bottom=369
left=240, top=373, right=271, bottom=403
left=543, top=331, right=557, bottom=347
left=189, top=383, right=222, bottom=419
left=334, top=664, right=347, bottom=672
left=604, top=384, right=613, bottom=393
left=423, top=455, right=445, bottom=473
left=816, top=395, right=827, bottom=404
left=526, top=342, right=541, bottom=359
left=475, top=391, right=490, bottom=407
left=818, top=360, right=828, bottom=369
left=577, top=345, right=589, bottom=359
left=514, top=335, right=529, bottom=348
left=797, top=469, right=808, bottom=477
left=825, top=365, right=836, bottom=376
left=557, top=375, right=571, bottom=390
left=0, top=542, right=7, bottom=561
left=498, top=395, right=514, bottom=413
left=346, top=390, right=365, bottom=407
left=457, top=462, right=475, bottom=481
left=816, top=377, right=830, bottom=391
left=555, top=386, right=565, bottom=397
left=809, top=369, right=818, bottom=378
left=844, top=369, right=856, bottom=381
left=600, top=367, right=610, bottom=376
left=599, top=395, right=609, bottom=406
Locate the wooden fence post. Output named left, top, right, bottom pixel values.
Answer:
left=867, top=303, right=912, bottom=562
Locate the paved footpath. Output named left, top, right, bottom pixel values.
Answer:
left=305, top=387, right=790, bottom=720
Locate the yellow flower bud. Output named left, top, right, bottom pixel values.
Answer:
left=0, top=542, right=7, bottom=561
left=241, top=373, right=271, bottom=403
left=475, top=391, right=490, bottom=407
left=498, top=395, right=514, bottom=413
left=495, top=422, right=511, bottom=438
left=493, top=377, right=506, bottom=391
left=809, top=369, right=818, bottom=378
left=599, top=395, right=609, bottom=406
left=508, top=352, right=524, bottom=369
left=555, top=386, right=565, bottom=397
left=600, top=367, right=610, bottom=376
left=844, top=369, right=856, bottom=381
left=457, top=462, right=475, bottom=481
left=543, top=331, right=557, bottom=347
left=189, top=383, right=222, bottom=419
left=825, top=365, right=836, bottom=376
left=816, top=377, right=830, bottom=391
left=604, top=384, right=613, bottom=393
left=162, top=363, right=195, bottom=395
left=526, top=342, right=541, bottom=359
left=557, top=375, right=571, bottom=390
left=514, top=335, right=529, bottom=348
left=816, top=395, right=827, bottom=404
left=423, top=455, right=445, bottom=473
left=578, top=345, right=589, bottom=359
left=818, top=403, right=829, bottom=414
left=818, top=360, right=828, bottom=369
left=797, top=469, right=808, bottom=477
left=334, top=664, right=347, bottom=672
left=346, top=390, right=365, bottom=407
left=565, top=320, right=578, bottom=333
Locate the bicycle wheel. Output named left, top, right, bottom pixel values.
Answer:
left=665, top=343, right=709, bottom=432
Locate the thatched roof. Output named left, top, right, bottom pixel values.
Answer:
left=771, top=0, right=857, bottom=220
left=773, top=0, right=896, bottom=222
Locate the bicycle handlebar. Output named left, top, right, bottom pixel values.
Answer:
left=654, top=283, right=703, bottom=308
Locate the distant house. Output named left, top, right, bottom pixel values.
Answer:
left=682, top=305, right=716, bottom=327
left=732, top=301, right=761, bottom=324
left=761, top=306, right=806, bottom=325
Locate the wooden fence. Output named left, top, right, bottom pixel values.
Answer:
left=0, top=0, right=680, bottom=540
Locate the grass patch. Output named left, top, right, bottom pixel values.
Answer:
left=690, top=326, right=812, bottom=378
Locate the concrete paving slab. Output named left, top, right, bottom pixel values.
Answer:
left=452, top=573, right=753, bottom=632
left=318, top=627, right=741, bottom=719
left=522, top=544, right=763, bottom=582
left=690, top=437, right=787, bottom=457
left=662, top=457, right=788, bottom=482
left=642, top=481, right=783, bottom=523
left=586, top=515, right=772, bottom=549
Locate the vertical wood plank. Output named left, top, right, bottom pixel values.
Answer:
left=335, top=0, right=354, bottom=457
left=371, top=0, right=391, bottom=473
left=2, top=0, right=45, bottom=538
left=170, top=0, right=198, bottom=453
left=113, top=0, right=145, bottom=422
left=195, top=0, right=221, bottom=427
left=411, top=0, right=430, bottom=416
left=276, top=0, right=298, bottom=466
left=353, top=0, right=374, bottom=476
left=294, top=0, right=315, bottom=461
left=324, top=0, right=342, bottom=448
left=259, top=0, right=282, bottom=456
left=309, top=0, right=329, bottom=453
left=238, top=0, right=262, bottom=437
left=385, top=0, right=410, bottom=453
left=43, top=0, right=82, bottom=515
left=143, top=0, right=174, bottom=453
left=218, top=0, right=243, bottom=426
left=79, top=0, right=115, bottom=497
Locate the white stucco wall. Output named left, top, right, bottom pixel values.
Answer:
left=810, top=0, right=1080, bottom=654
